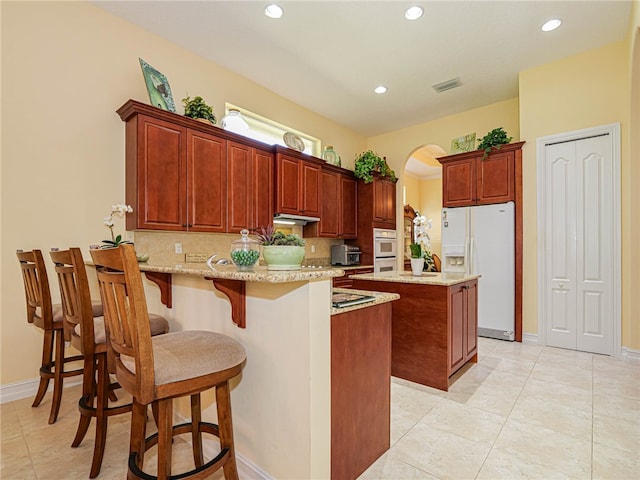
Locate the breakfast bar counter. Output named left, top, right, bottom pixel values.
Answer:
left=121, top=260, right=396, bottom=479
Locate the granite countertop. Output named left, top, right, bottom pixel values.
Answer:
left=138, top=261, right=343, bottom=283
left=331, top=287, right=400, bottom=315
left=349, top=271, right=480, bottom=286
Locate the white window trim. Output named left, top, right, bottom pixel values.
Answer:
left=225, top=103, right=321, bottom=157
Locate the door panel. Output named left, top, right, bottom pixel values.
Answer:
left=546, top=142, right=577, bottom=349
left=575, top=136, right=612, bottom=354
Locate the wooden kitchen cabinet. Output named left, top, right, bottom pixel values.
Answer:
left=438, top=142, right=524, bottom=207
left=119, top=100, right=277, bottom=234
left=275, top=150, right=321, bottom=217
left=448, top=280, right=478, bottom=374
left=227, top=141, right=274, bottom=232
left=350, top=175, right=397, bottom=265
left=304, top=167, right=358, bottom=239
left=350, top=277, right=478, bottom=391
left=123, top=113, right=227, bottom=232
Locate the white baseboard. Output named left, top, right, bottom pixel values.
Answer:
left=621, top=347, right=640, bottom=361
left=0, top=377, right=82, bottom=404
left=522, top=332, right=539, bottom=345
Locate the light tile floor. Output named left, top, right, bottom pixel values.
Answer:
left=1, top=338, right=638, bottom=479
left=359, top=338, right=640, bottom=480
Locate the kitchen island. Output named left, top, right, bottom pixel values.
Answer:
left=123, top=261, right=396, bottom=479
left=351, top=271, right=481, bottom=391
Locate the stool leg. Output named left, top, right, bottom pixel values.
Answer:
left=157, top=398, right=173, bottom=480
left=89, top=353, right=109, bottom=478
left=32, top=330, right=54, bottom=408
left=190, top=394, right=203, bottom=468
left=130, top=400, right=148, bottom=471
left=72, top=355, right=97, bottom=447
left=48, top=329, right=65, bottom=424
left=216, top=381, right=239, bottom=480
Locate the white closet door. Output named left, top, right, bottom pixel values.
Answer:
left=544, top=135, right=613, bottom=355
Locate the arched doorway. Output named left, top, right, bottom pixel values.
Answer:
left=401, top=145, right=445, bottom=264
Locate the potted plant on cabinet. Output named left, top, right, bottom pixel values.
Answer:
left=182, top=95, right=217, bottom=125
left=354, top=150, right=397, bottom=183
left=477, top=127, right=512, bottom=159
left=255, top=225, right=306, bottom=271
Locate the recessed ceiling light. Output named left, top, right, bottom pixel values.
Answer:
left=265, top=4, right=283, bottom=19
left=405, top=6, right=424, bottom=21
left=374, top=85, right=388, bottom=94
left=541, top=18, right=562, bottom=32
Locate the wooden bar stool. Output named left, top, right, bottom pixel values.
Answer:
left=49, top=247, right=170, bottom=478
left=90, top=244, right=246, bottom=480
left=16, top=249, right=100, bottom=424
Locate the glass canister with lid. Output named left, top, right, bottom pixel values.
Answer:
left=322, top=145, right=341, bottom=166
left=230, top=229, right=260, bottom=270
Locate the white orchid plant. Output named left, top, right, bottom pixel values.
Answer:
left=413, top=212, right=436, bottom=271
left=102, top=204, right=133, bottom=248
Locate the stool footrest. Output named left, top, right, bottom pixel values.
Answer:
left=128, top=421, right=229, bottom=480
left=77, top=395, right=132, bottom=417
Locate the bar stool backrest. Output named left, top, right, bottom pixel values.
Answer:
left=17, top=249, right=53, bottom=330
left=49, top=248, right=97, bottom=355
left=89, top=245, right=155, bottom=403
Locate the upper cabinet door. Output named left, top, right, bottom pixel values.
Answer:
left=340, top=174, right=358, bottom=238
left=187, top=129, right=227, bottom=232
left=134, top=115, right=187, bottom=231
left=227, top=141, right=253, bottom=233
left=441, top=157, right=476, bottom=207
left=276, top=154, right=301, bottom=214
left=476, top=150, right=515, bottom=204
left=300, top=162, right=320, bottom=216
left=318, top=170, right=340, bottom=237
left=252, top=148, right=274, bottom=230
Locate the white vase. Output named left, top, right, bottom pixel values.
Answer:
left=410, top=258, right=424, bottom=276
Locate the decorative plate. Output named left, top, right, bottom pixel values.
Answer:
left=283, top=132, right=305, bottom=152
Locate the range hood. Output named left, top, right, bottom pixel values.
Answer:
left=273, top=213, right=320, bottom=226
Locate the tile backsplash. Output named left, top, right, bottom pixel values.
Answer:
left=131, top=228, right=344, bottom=265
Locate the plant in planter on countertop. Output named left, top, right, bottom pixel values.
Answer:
left=409, top=243, right=422, bottom=259
left=254, top=225, right=305, bottom=246
left=182, top=95, right=217, bottom=124
left=254, top=225, right=306, bottom=270
left=354, top=150, right=397, bottom=183
left=477, top=127, right=512, bottom=160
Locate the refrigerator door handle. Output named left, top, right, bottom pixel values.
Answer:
left=468, top=236, right=474, bottom=275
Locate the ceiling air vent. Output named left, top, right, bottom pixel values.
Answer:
left=432, top=77, right=462, bottom=93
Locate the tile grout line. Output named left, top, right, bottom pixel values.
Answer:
left=473, top=341, right=544, bottom=480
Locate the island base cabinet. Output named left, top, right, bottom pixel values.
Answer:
left=332, top=303, right=391, bottom=480
left=351, top=279, right=478, bottom=391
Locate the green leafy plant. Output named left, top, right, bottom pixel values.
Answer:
left=182, top=95, right=216, bottom=124
left=409, top=243, right=422, bottom=259
left=477, top=127, right=512, bottom=160
left=354, top=150, right=397, bottom=183
left=254, top=225, right=305, bottom=246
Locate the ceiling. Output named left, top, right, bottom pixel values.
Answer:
left=94, top=0, right=631, bottom=175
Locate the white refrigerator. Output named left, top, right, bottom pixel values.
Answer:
left=441, top=202, right=515, bottom=341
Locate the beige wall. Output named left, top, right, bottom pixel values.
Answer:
left=0, top=2, right=365, bottom=386
left=627, top=1, right=640, bottom=350
left=420, top=178, right=443, bottom=258
left=519, top=40, right=634, bottom=345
